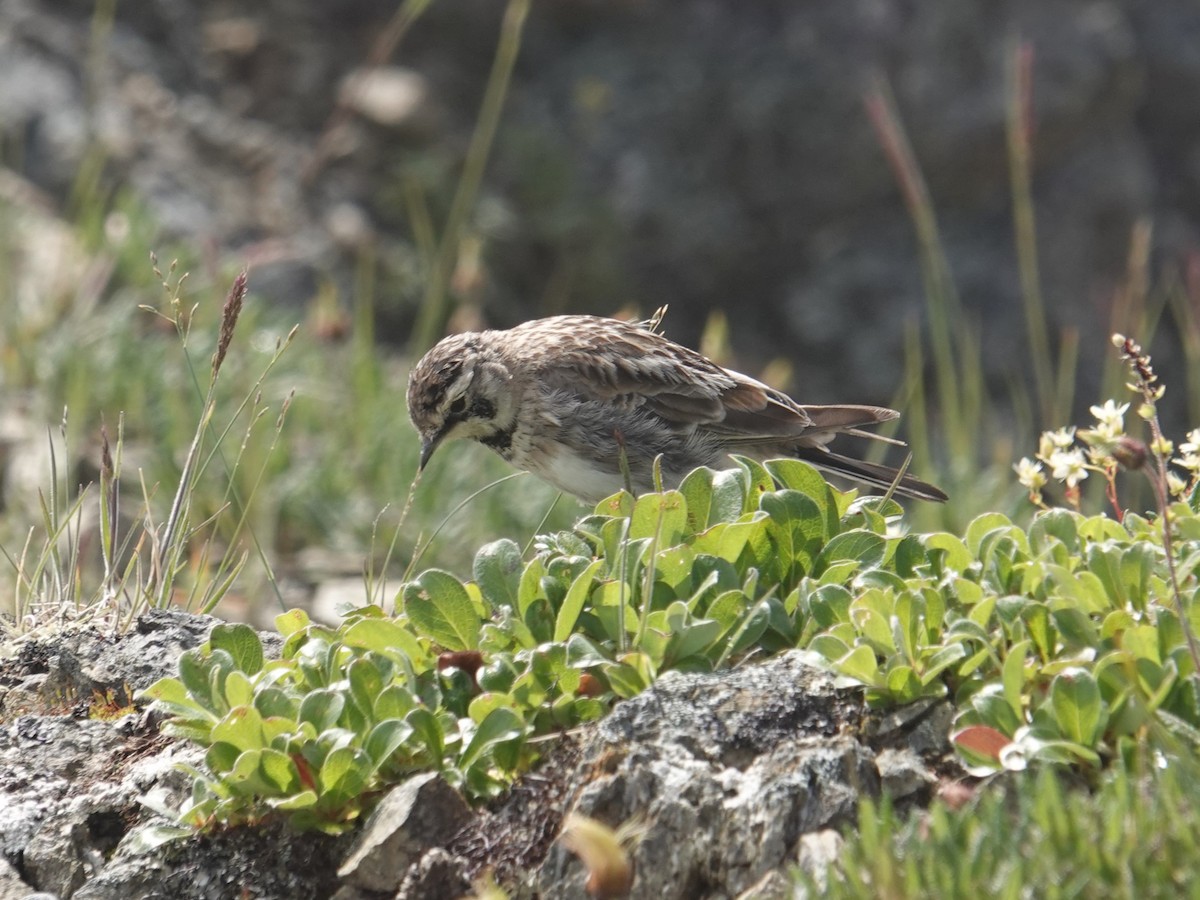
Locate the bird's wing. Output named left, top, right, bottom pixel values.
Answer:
left=527, top=316, right=817, bottom=435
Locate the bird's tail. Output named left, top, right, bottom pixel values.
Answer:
left=792, top=447, right=948, bottom=502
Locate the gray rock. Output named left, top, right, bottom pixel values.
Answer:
left=0, top=855, right=35, bottom=900
left=736, top=868, right=797, bottom=900
left=0, top=608, right=958, bottom=897
left=531, top=652, right=946, bottom=899
left=0, top=611, right=335, bottom=899
left=396, top=847, right=473, bottom=900
left=875, top=746, right=937, bottom=801
left=794, top=829, right=843, bottom=897
left=337, top=772, right=472, bottom=893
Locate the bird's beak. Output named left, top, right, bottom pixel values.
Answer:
left=419, top=432, right=443, bottom=471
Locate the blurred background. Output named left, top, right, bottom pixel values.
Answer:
left=1, top=0, right=1199, bottom=624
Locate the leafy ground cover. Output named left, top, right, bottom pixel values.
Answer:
left=138, top=441, right=1200, bottom=898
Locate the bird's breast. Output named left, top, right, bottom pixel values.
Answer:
left=521, top=442, right=624, bottom=504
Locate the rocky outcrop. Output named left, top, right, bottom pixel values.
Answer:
left=0, top=611, right=959, bottom=898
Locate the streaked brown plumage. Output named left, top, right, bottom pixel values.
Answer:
left=406, top=311, right=947, bottom=503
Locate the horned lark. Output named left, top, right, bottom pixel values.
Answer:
left=407, top=311, right=947, bottom=503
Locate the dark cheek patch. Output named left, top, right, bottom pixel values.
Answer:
left=481, top=429, right=512, bottom=454
left=470, top=398, right=496, bottom=420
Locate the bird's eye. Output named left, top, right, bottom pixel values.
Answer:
left=448, top=396, right=467, bottom=415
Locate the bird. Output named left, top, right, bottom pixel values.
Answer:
left=406, top=310, right=947, bottom=504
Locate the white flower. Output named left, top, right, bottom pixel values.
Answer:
left=1038, top=427, right=1075, bottom=460
left=1180, top=428, right=1200, bottom=457
left=1049, top=448, right=1089, bottom=487
left=1079, top=422, right=1121, bottom=449
left=1089, top=400, right=1129, bottom=432
left=1014, top=457, right=1046, bottom=491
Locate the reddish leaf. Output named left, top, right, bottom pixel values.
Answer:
left=951, top=725, right=1011, bottom=761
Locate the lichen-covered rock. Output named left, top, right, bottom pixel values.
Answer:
left=530, top=653, right=948, bottom=899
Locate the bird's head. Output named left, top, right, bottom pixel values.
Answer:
left=406, top=332, right=517, bottom=470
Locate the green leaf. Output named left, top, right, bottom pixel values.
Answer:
left=679, top=467, right=716, bottom=532
left=965, top=513, right=1014, bottom=558
left=347, top=657, right=384, bottom=719
left=733, top=456, right=776, bottom=512
left=664, top=615, right=724, bottom=665
left=565, top=633, right=613, bottom=668
left=594, top=490, right=635, bottom=519
left=709, top=468, right=749, bottom=522
left=406, top=707, right=445, bottom=761
left=458, top=707, right=525, bottom=772
left=178, top=649, right=215, bottom=711
left=919, top=643, right=967, bottom=685
left=717, top=600, right=772, bottom=664
left=850, top=590, right=895, bottom=653
left=890, top=591, right=918, bottom=664
left=222, top=670, right=254, bottom=708
left=1028, top=508, right=1079, bottom=555
left=817, top=560, right=860, bottom=585
left=258, top=748, right=301, bottom=794
left=837, top=645, right=879, bottom=685
left=761, top=490, right=825, bottom=577
left=319, top=745, right=370, bottom=796
left=1087, top=543, right=1126, bottom=605
left=765, top=459, right=840, bottom=536
left=255, top=687, right=298, bottom=721
left=630, top=490, right=688, bottom=545
left=653, top=545, right=696, bottom=592
left=374, top=684, right=417, bottom=720
left=161, top=717, right=221, bottom=743
left=275, top=608, right=311, bottom=638
left=681, top=466, right=747, bottom=530
left=884, top=665, right=924, bottom=702
left=816, top=530, right=887, bottom=574
left=602, top=661, right=650, bottom=698
left=403, top=569, right=482, bottom=651
left=1002, top=639, right=1031, bottom=716
left=808, top=634, right=850, bottom=661
left=1050, top=667, right=1106, bottom=747
left=893, top=535, right=929, bottom=577
left=692, top=515, right=769, bottom=563
left=1077, top=515, right=1127, bottom=543
left=554, top=559, right=603, bottom=642
left=341, top=618, right=429, bottom=667
left=137, top=676, right=217, bottom=722
left=364, top=719, right=412, bottom=769
left=1022, top=603, right=1055, bottom=662
left=211, top=705, right=265, bottom=752
left=972, top=684, right=1021, bottom=736
left=1119, top=542, right=1156, bottom=611
left=473, top=539, right=523, bottom=611
left=808, top=584, right=853, bottom=629
left=226, top=749, right=271, bottom=795
left=209, top=623, right=264, bottom=675
left=298, top=689, right=345, bottom=731
left=1050, top=605, right=1101, bottom=649
left=205, top=741, right=241, bottom=774
left=269, top=790, right=318, bottom=811
left=923, top=533, right=972, bottom=573
left=516, top=555, right=548, bottom=617
left=705, top=590, right=749, bottom=634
